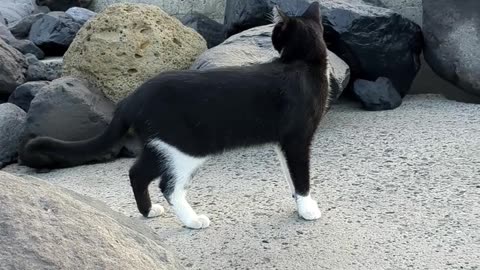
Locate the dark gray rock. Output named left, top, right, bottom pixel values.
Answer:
left=8, top=13, right=45, bottom=39
left=0, top=103, right=26, bottom=168
left=8, top=81, right=50, bottom=111
left=191, top=24, right=350, bottom=100
left=353, top=77, right=402, bottom=111
left=20, top=76, right=124, bottom=164
left=181, top=12, right=225, bottom=48
left=25, top=53, right=60, bottom=81
left=423, top=0, right=480, bottom=98
left=0, top=24, right=44, bottom=59
left=65, top=7, right=95, bottom=25
left=224, top=0, right=423, bottom=97
left=28, top=11, right=81, bottom=56
left=0, top=172, right=182, bottom=270
left=0, top=38, right=27, bottom=96
left=36, top=0, right=93, bottom=11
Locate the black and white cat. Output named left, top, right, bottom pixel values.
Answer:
left=20, top=2, right=330, bottom=229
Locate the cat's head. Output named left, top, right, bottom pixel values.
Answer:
left=271, top=2, right=327, bottom=63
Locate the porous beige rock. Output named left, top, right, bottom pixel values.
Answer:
left=63, top=3, right=207, bottom=103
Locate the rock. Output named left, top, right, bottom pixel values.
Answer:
left=90, top=0, right=225, bottom=22
left=224, top=0, right=423, bottom=97
left=63, top=4, right=207, bottom=103
left=22, top=76, right=112, bottom=143
left=0, top=172, right=182, bottom=270
left=191, top=24, right=350, bottom=100
left=66, top=7, right=96, bottom=25
left=181, top=12, right=225, bottom=48
left=0, top=11, right=6, bottom=25
left=0, top=23, right=44, bottom=59
left=0, top=0, right=43, bottom=26
left=423, top=0, right=480, bottom=98
left=28, top=11, right=81, bottom=56
left=25, top=53, right=60, bottom=81
left=8, top=81, right=50, bottom=111
left=36, top=0, right=93, bottom=11
left=364, top=0, right=422, bottom=25
left=0, top=104, right=26, bottom=168
left=353, top=77, right=402, bottom=111
left=8, top=13, right=45, bottom=39
left=0, top=38, right=27, bottom=96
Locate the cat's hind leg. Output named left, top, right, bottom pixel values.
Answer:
left=278, top=139, right=321, bottom=221
left=129, top=148, right=164, bottom=218
left=149, top=139, right=209, bottom=229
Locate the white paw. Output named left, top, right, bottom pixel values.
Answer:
left=297, top=195, right=322, bottom=220
left=184, top=214, right=211, bottom=229
left=147, top=204, right=164, bottom=218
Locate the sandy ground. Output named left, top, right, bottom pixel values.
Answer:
left=4, top=95, right=480, bottom=270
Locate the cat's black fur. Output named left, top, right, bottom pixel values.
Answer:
left=20, top=3, right=329, bottom=221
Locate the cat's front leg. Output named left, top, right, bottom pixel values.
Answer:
left=150, top=139, right=210, bottom=229
left=276, top=142, right=321, bottom=220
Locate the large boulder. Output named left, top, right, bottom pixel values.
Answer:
left=8, top=81, right=50, bottom=111
left=0, top=171, right=182, bottom=270
left=63, top=3, right=207, bottom=103
left=181, top=12, right=225, bottom=48
left=19, top=76, right=122, bottom=162
left=28, top=11, right=82, bottom=56
left=36, top=0, right=93, bottom=11
left=90, top=0, right=225, bottom=22
left=8, top=13, right=45, bottom=39
left=0, top=38, right=27, bottom=97
left=0, top=104, right=26, bottom=168
left=191, top=24, right=351, bottom=101
left=363, top=0, right=422, bottom=25
left=423, top=0, right=480, bottom=98
left=224, top=0, right=423, bottom=98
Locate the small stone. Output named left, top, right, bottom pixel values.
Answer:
left=24, top=53, right=59, bottom=81
left=353, top=77, right=402, bottom=111
left=65, top=7, right=96, bottom=25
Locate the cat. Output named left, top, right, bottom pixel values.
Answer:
left=20, top=2, right=330, bottom=229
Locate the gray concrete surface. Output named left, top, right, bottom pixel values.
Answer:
left=4, top=95, right=480, bottom=270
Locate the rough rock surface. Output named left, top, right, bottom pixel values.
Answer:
left=65, top=6, right=96, bottom=25
left=423, top=0, right=480, bottom=98
left=0, top=104, right=26, bottom=168
left=353, top=77, right=402, bottom=111
left=0, top=23, right=44, bottom=59
left=224, top=0, right=423, bottom=97
left=28, top=11, right=81, bottom=55
left=0, top=171, right=182, bottom=270
left=0, top=38, right=27, bottom=96
left=181, top=12, right=225, bottom=48
left=8, top=81, right=50, bottom=111
left=90, top=0, right=226, bottom=22
left=364, top=0, right=422, bottom=25
left=36, top=0, right=93, bottom=11
left=24, top=53, right=60, bottom=81
left=191, top=24, right=350, bottom=100
left=41, top=56, right=63, bottom=76
left=63, top=3, right=207, bottom=103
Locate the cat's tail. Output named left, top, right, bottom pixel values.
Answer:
left=19, top=105, right=131, bottom=169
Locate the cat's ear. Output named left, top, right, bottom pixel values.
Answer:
left=302, top=2, right=321, bottom=22
left=272, top=5, right=289, bottom=24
